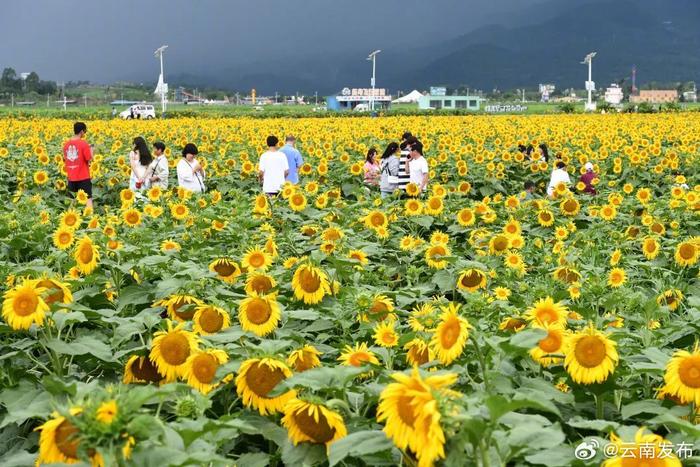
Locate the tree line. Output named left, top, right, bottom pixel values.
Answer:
left=1, top=67, right=57, bottom=97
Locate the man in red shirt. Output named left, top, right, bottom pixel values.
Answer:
left=63, top=122, right=94, bottom=209
left=579, top=162, right=597, bottom=195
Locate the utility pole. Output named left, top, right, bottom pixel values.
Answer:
left=11, top=93, right=14, bottom=107
left=582, top=52, right=597, bottom=112
left=367, top=50, right=381, bottom=111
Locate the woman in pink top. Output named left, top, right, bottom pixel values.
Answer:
left=363, top=147, right=380, bottom=186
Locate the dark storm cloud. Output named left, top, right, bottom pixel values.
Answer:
left=0, top=0, right=535, bottom=82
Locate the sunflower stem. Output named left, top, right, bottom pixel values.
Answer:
left=689, top=402, right=696, bottom=425
left=595, top=394, right=604, bottom=419
left=472, top=336, right=490, bottom=391
left=479, top=439, right=491, bottom=467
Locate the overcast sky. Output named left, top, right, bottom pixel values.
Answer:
left=0, top=0, right=537, bottom=83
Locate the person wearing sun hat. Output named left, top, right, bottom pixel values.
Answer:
left=580, top=162, right=597, bottom=195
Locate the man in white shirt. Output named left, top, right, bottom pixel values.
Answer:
left=407, top=141, right=429, bottom=193
left=547, top=161, right=571, bottom=197
left=258, top=135, right=289, bottom=195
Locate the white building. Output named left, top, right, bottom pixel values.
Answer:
left=604, top=84, right=624, bottom=105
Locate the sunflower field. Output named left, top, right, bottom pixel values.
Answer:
left=0, top=114, right=699, bottom=467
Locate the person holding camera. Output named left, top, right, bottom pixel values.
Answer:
left=177, top=143, right=206, bottom=193
left=147, top=141, right=169, bottom=189
left=129, top=136, right=154, bottom=191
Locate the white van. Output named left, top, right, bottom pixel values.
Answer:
left=354, top=103, right=370, bottom=112
left=119, top=105, right=156, bottom=119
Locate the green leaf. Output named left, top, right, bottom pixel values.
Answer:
left=620, top=400, right=666, bottom=419
left=286, top=309, right=321, bottom=321
left=51, top=311, right=87, bottom=331
left=506, top=328, right=547, bottom=351
left=280, top=441, right=326, bottom=467
left=432, top=269, right=454, bottom=292
left=273, top=366, right=365, bottom=394
left=236, top=452, right=270, bottom=467
left=45, top=335, right=116, bottom=362
left=524, top=445, right=577, bottom=467
left=411, top=216, right=434, bottom=228
left=328, top=430, right=394, bottom=466
left=0, top=382, right=51, bottom=428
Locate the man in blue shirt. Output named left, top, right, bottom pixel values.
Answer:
left=279, top=135, right=304, bottom=184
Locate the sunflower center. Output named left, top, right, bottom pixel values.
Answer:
left=461, top=271, right=482, bottom=288
left=13, top=291, right=38, bottom=316
left=574, top=336, right=607, bottom=368
left=192, top=354, right=218, bottom=384
left=299, top=269, right=321, bottom=293
left=563, top=200, right=577, bottom=212
left=249, top=253, right=265, bottom=268
left=159, top=333, right=190, bottom=366
left=348, top=351, right=371, bottom=367
left=397, top=395, right=417, bottom=426
left=214, top=262, right=237, bottom=277
left=540, top=212, right=552, bottom=222
left=251, top=276, right=273, bottom=293
left=440, top=318, right=461, bottom=349
left=246, top=298, right=272, bottom=324
left=409, top=346, right=430, bottom=365
left=55, top=419, right=80, bottom=459
left=678, top=356, right=700, bottom=388
left=493, top=237, right=508, bottom=251
left=539, top=332, right=562, bottom=353
left=199, top=308, right=224, bottom=333
left=370, top=213, right=385, bottom=226
left=679, top=243, right=695, bottom=260
left=294, top=408, right=336, bottom=443
left=536, top=307, right=557, bottom=324
left=78, top=245, right=93, bottom=264
left=295, top=354, right=315, bottom=372
left=173, top=298, right=196, bottom=320
left=246, top=363, right=286, bottom=397
left=59, top=232, right=71, bottom=244
left=131, top=357, right=163, bottom=383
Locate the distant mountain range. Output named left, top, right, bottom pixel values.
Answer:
left=168, top=0, right=700, bottom=94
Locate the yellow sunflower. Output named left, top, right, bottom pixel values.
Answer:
left=60, top=209, right=82, bottom=230
left=292, top=263, right=331, bottom=304
left=192, top=304, right=231, bottom=335
left=287, top=345, right=322, bottom=372
left=155, top=294, right=203, bottom=322
left=656, top=289, right=683, bottom=311
left=602, top=428, right=681, bottom=467
left=183, top=349, right=229, bottom=394
left=373, top=321, right=399, bottom=348
left=52, top=226, right=75, bottom=250
left=525, top=296, right=568, bottom=327
left=456, top=207, right=475, bottom=226
left=160, top=239, right=181, bottom=252
left=35, top=411, right=86, bottom=465
left=289, top=192, right=308, bottom=212
left=36, top=278, right=73, bottom=306
left=235, top=357, right=295, bottom=415
left=73, top=235, right=99, bottom=275
left=674, top=239, right=698, bottom=267
left=245, top=272, right=277, bottom=295
left=338, top=342, right=380, bottom=368
left=149, top=321, right=200, bottom=382
left=424, top=244, right=451, bottom=269
left=282, top=398, right=347, bottom=449
left=662, top=344, right=700, bottom=405
left=377, top=368, right=457, bottom=467
left=2, top=279, right=49, bottom=330
left=208, top=258, right=242, bottom=283
left=238, top=292, right=281, bottom=336
left=642, top=236, right=661, bottom=260
left=404, top=338, right=435, bottom=366
left=123, top=355, right=165, bottom=385
left=537, top=210, right=555, bottom=227
left=364, top=210, right=388, bottom=230
left=170, top=203, right=189, bottom=220
left=607, top=268, right=626, bottom=288
left=430, top=302, right=471, bottom=365
left=564, top=325, right=618, bottom=385
left=559, top=197, right=580, bottom=216
left=456, top=268, right=487, bottom=292
left=529, top=323, right=569, bottom=367
left=122, top=208, right=142, bottom=227
left=242, top=247, right=273, bottom=271
left=488, top=234, right=510, bottom=255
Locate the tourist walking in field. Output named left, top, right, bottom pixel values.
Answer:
left=407, top=141, right=430, bottom=194
left=397, top=132, right=415, bottom=192
left=279, top=135, right=303, bottom=184
left=363, top=148, right=380, bottom=186
left=129, top=137, right=154, bottom=191
left=147, top=141, right=169, bottom=189
left=379, top=142, right=400, bottom=198
left=547, top=161, right=571, bottom=197
left=63, top=121, right=94, bottom=210
left=258, top=136, right=289, bottom=196
left=524, top=180, right=537, bottom=199
left=579, top=162, right=597, bottom=195
left=177, top=143, right=206, bottom=193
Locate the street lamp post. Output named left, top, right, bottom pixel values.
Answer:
left=367, top=50, right=381, bottom=111
left=581, top=52, right=597, bottom=112
left=154, top=45, right=169, bottom=116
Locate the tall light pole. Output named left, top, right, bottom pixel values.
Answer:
left=154, top=45, right=169, bottom=116
left=581, top=52, right=597, bottom=112
left=367, top=50, right=381, bottom=111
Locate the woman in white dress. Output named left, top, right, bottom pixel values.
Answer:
left=547, top=161, right=572, bottom=197
left=129, top=137, right=153, bottom=191
left=177, top=143, right=206, bottom=193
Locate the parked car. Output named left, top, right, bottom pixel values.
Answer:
left=354, top=103, right=370, bottom=112
left=119, top=105, right=156, bottom=119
